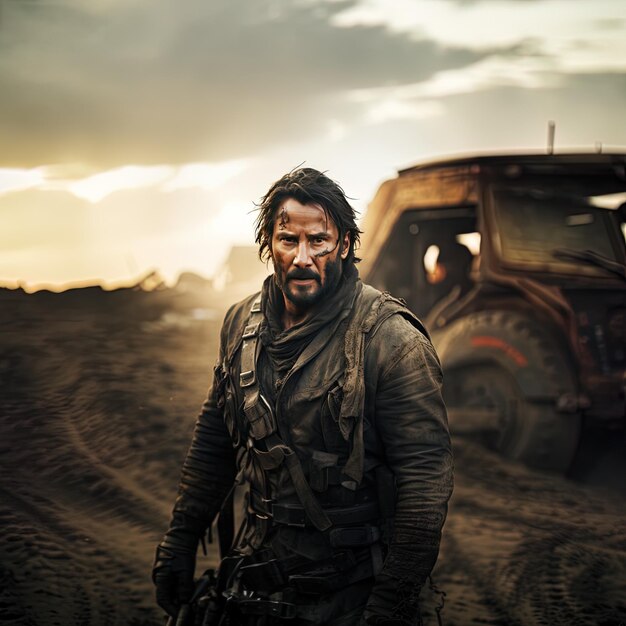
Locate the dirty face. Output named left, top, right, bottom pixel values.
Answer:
left=271, top=198, right=350, bottom=313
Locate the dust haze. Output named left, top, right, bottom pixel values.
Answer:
left=1, top=256, right=625, bottom=625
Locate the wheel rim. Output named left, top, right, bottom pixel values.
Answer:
left=447, top=364, right=523, bottom=454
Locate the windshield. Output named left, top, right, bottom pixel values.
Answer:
left=491, top=183, right=625, bottom=276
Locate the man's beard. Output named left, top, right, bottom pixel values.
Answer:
left=274, top=256, right=343, bottom=310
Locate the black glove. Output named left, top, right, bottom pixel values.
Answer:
left=152, top=513, right=203, bottom=618
left=363, top=573, right=422, bottom=626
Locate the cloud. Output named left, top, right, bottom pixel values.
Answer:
left=329, top=0, right=626, bottom=64
left=347, top=52, right=564, bottom=117
left=68, top=165, right=173, bottom=202
left=0, top=158, right=249, bottom=203
left=163, top=160, right=248, bottom=193
left=0, top=168, right=46, bottom=195
left=3, top=66, right=624, bottom=287
left=0, top=0, right=514, bottom=169
left=381, top=71, right=626, bottom=158
left=362, top=99, right=444, bottom=123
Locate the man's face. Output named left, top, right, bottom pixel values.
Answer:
left=271, top=198, right=350, bottom=312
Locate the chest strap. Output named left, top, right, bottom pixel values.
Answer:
left=239, top=297, right=332, bottom=532
left=240, top=298, right=276, bottom=440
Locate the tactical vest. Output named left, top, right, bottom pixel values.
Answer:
left=215, top=283, right=428, bottom=556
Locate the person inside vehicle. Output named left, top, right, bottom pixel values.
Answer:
left=426, top=237, right=474, bottom=305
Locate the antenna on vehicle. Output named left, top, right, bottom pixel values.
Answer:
left=547, top=121, right=555, bottom=155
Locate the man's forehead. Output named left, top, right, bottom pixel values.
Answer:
left=274, top=199, right=337, bottom=231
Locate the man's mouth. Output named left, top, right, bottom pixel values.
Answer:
left=287, top=272, right=319, bottom=284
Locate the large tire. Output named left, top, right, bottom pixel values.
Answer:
left=432, top=310, right=582, bottom=472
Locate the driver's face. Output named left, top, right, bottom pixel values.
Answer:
left=271, top=198, right=349, bottom=313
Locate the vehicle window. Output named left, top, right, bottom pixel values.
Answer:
left=368, top=209, right=477, bottom=318
left=492, top=187, right=621, bottom=269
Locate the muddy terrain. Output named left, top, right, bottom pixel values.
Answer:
left=0, top=286, right=624, bottom=626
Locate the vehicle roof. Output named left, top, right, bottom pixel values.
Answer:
left=397, top=151, right=626, bottom=175
left=360, top=150, right=626, bottom=278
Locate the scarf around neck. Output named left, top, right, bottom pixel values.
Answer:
left=259, top=263, right=359, bottom=379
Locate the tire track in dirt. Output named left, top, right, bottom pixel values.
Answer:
left=0, top=304, right=219, bottom=626
left=0, top=489, right=145, bottom=626
left=432, top=440, right=626, bottom=626
left=1, top=362, right=166, bottom=538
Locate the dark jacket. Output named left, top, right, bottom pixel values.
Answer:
left=172, top=281, right=454, bottom=621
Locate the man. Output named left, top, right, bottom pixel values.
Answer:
left=153, top=168, right=454, bottom=625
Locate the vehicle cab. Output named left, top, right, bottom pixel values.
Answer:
left=361, top=153, right=626, bottom=471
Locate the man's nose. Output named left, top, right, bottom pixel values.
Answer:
left=293, top=240, right=314, bottom=267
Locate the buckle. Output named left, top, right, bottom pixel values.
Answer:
left=242, top=323, right=259, bottom=340
left=272, top=503, right=307, bottom=528
left=240, top=369, right=256, bottom=388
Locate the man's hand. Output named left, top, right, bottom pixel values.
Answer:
left=362, top=572, right=421, bottom=626
left=152, top=533, right=198, bottom=618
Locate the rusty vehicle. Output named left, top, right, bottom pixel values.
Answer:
left=360, top=153, right=626, bottom=471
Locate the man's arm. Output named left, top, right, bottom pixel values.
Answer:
left=170, top=378, right=237, bottom=530
left=365, top=316, right=454, bottom=625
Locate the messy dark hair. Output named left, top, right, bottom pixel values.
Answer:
left=254, top=167, right=361, bottom=264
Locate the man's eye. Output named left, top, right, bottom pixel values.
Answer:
left=312, top=237, right=325, bottom=246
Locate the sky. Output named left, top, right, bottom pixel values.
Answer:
left=1, top=0, right=625, bottom=290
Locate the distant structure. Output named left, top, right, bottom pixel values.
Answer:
left=213, top=245, right=271, bottom=293
left=175, top=271, right=213, bottom=294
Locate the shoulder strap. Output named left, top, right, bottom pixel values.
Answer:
left=340, top=287, right=429, bottom=484
left=239, top=296, right=332, bottom=532
left=239, top=297, right=276, bottom=440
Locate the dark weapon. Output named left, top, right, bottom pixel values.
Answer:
left=165, top=554, right=246, bottom=626
left=164, top=569, right=222, bottom=626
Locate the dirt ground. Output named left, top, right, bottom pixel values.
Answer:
left=1, top=286, right=625, bottom=626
